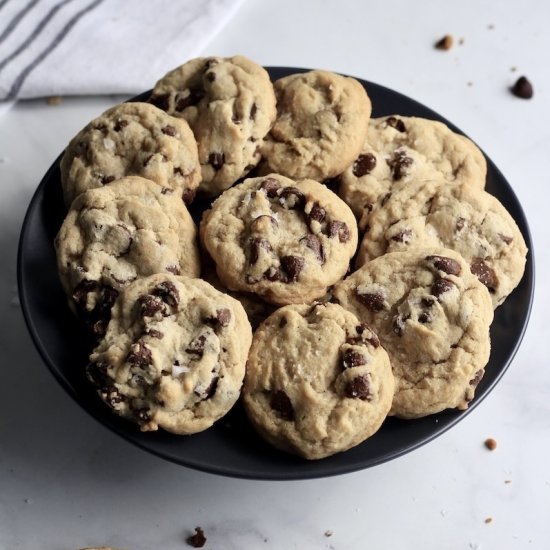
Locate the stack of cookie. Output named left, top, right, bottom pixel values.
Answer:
left=54, top=55, right=527, bottom=460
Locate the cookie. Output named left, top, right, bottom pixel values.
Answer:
left=332, top=248, right=493, bottom=419
left=200, top=174, right=359, bottom=305
left=150, top=55, right=277, bottom=196
left=87, top=274, right=252, bottom=434
left=60, top=102, right=200, bottom=207
left=338, top=115, right=487, bottom=230
left=55, top=176, right=200, bottom=336
left=356, top=180, right=528, bottom=308
left=242, top=303, right=394, bottom=459
left=260, top=70, right=372, bottom=181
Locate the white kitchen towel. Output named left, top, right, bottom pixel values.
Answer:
left=0, top=0, right=244, bottom=102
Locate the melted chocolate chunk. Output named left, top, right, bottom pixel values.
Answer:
left=426, top=255, right=462, bottom=276
left=152, top=281, right=180, bottom=306
left=418, top=312, right=432, bottom=324
left=356, top=323, right=380, bottom=348
left=149, top=93, right=170, bottom=111
left=114, top=119, right=128, bottom=132
left=356, top=291, right=385, bottom=312
left=300, top=234, right=325, bottom=264
left=344, top=375, right=372, bottom=400
left=126, top=341, right=153, bottom=368
left=326, top=221, right=351, bottom=242
left=138, top=294, right=168, bottom=317
left=269, top=390, right=294, bottom=421
left=280, top=255, right=305, bottom=282
left=100, top=175, right=116, bottom=185
left=209, top=308, right=231, bottom=327
left=197, top=375, right=219, bottom=399
left=388, top=150, right=413, bottom=180
left=103, top=385, right=126, bottom=407
left=278, top=187, right=306, bottom=209
left=249, top=237, right=272, bottom=264
left=386, top=116, right=406, bottom=132
left=431, top=277, right=456, bottom=297
left=208, top=152, right=225, bottom=170
left=352, top=153, right=377, bottom=177
left=308, top=202, right=326, bottom=224
left=175, top=88, right=203, bottom=111
left=260, top=177, right=281, bottom=198
left=342, top=349, right=367, bottom=369
left=470, top=258, right=498, bottom=292
left=186, top=334, right=207, bottom=357
left=263, top=267, right=281, bottom=282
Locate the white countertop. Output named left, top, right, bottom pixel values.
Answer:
left=1, top=1, right=549, bottom=548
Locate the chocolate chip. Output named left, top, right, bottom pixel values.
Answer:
left=435, top=34, right=454, bottom=50
left=511, top=76, right=533, bottom=99
left=469, top=369, right=484, bottom=387
left=279, top=316, right=288, bottom=328
left=470, top=258, right=498, bottom=292
left=352, top=153, right=377, bottom=177
left=138, top=294, right=168, bottom=317
left=134, top=407, right=152, bottom=423
left=145, top=328, right=164, bottom=339
left=269, top=390, right=294, bottom=421
left=418, top=312, right=432, bottom=324
left=421, top=297, right=435, bottom=308
left=161, top=125, right=177, bottom=136
left=249, top=237, right=272, bottom=264
left=211, top=308, right=231, bottom=327
left=499, top=233, right=513, bottom=245
left=149, top=93, right=170, bottom=111
left=300, top=234, right=325, bottom=264
left=278, top=187, right=306, bottom=209
left=431, top=277, right=456, bottom=297
left=103, top=385, right=126, bottom=407
left=72, top=279, right=98, bottom=306
left=326, top=221, right=351, bottom=243
left=152, top=281, right=180, bottom=306
left=187, top=527, right=207, bottom=548
left=388, top=150, right=413, bottom=180
left=391, top=228, right=412, bottom=243
left=356, top=291, right=385, bottom=312
left=186, top=334, right=207, bottom=357
left=250, top=102, right=257, bottom=119
left=342, top=350, right=367, bottom=369
left=199, top=376, right=219, bottom=399
left=455, top=217, right=466, bottom=232
left=175, top=88, right=203, bottom=111
left=280, top=255, right=305, bottom=283
left=308, top=202, right=326, bottom=224
left=392, top=314, right=409, bottom=336
left=344, top=375, right=372, bottom=400
left=127, top=340, right=153, bottom=368
left=165, top=265, right=180, bottom=275
left=426, top=255, right=462, bottom=275
left=250, top=215, right=278, bottom=232
left=86, top=361, right=109, bottom=387
left=205, top=71, right=216, bottom=82
left=263, top=267, right=281, bottom=282
left=182, top=188, right=196, bottom=204
left=114, top=119, right=128, bottom=132
left=259, top=177, right=281, bottom=198
left=356, top=323, right=380, bottom=348
left=380, top=192, right=392, bottom=206
left=386, top=116, right=406, bottom=132
left=100, top=175, right=116, bottom=185
left=208, top=152, right=225, bottom=170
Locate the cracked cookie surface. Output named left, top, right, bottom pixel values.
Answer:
left=356, top=180, right=528, bottom=308
left=55, top=177, right=200, bottom=336
left=333, top=248, right=493, bottom=419
left=243, top=303, right=394, bottom=459
left=339, top=115, right=487, bottom=230
left=87, top=274, right=252, bottom=434
left=260, top=70, right=371, bottom=181
left=150, top=55, right=277, bottom=196
left=200, top=174, right=359, bottom=305
left=60, top=102, right=200, bottom=207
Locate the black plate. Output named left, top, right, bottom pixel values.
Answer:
left=17, top=67, right=534, bottom=480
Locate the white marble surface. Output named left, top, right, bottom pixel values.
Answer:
left=1, top=1, right=549, bottom=549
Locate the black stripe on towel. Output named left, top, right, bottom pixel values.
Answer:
left=0, top=0, right=40, bottom=45
left=6, top=0, right=104, bottom=100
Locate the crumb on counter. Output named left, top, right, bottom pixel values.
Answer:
left=435, top=35, right=454, bottom=50
left=187, top=527, right=207, bottom=548
left=485, top=517, right=493, bottom=524
left=324, top=529, right=333, bottom=537
left=47, top=95, right=63, bottom=105
left=484, top=437, right=498, bottom=450
left=511, top=76, right=534, bottom=99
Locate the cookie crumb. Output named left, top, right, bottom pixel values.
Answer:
left=504, top=479, right=512, bottom=484
left=435, top=34, right=453, bottom=50
left=47, top=95, right=63, bottom=105
left=459, top=37, right=465, bottom=45
left=487, top=24, right=495, bottom=30
left=467, top=81, right=474, bottom=87
left=511, top=76, right=534, bottom=99
left=324, top=530, right=333, bottom=537
left=484, top=437, right=497, bottom=450
left=187, top=527, right=207, bottom=548
left=485, top=517, right=493, bottom=524
left=510, top=66, right=518, bottom=72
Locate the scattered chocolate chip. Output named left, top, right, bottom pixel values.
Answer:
left=344, top=375, right=372, bottom=400
left=149, top=93, right=170, bottom=111
left=356, top=291, right=385, bottom=311
left=138, top=294, right=168, bottom=317
left=342, top=349, right=367, bottom=369
left=484, top=438, right=497, bottom=451
left=126, top=341, right=153, bottom=368
left=499, top=233, right=513, bottom=245
left=391, top=228, right=412, bottom=243
left=114, top=119, right=128, bottom=132
left=152, top=281, right=180, bottom=306
left=426, top=255, right=462, bottom=275
left=352, top=153, right=377, bottom=177
left=208, top=152, right=225, bottom=170
left=386, top=116, right=406, bottom=132
left=249, top=237, right=272, bottom=264
left=269, top=390, right=294, bottom=420
left=278, top=187, right=306, bottom=209
left=511, top=76, right=533, bottom=99
left=259, top=177, right=281, bottom=198
left=300, top=234, right=325, bottom=264
left=100, top=175, right=116, bottom=185
left=470, top=258, right=498, bottom=293
left=388, top=150, right=413, bottom=180
left=280, top=255, right=305, bottom=283
left=326, top=220, right=351, bottom=242
left=431, top=277, right=456, bottom=297
left=435, top=34, right=453, bottom=50
left=469, top=369, right=484, bottom=387
left=187, top=527, right=207, bottom=548
left=186, top=334, right=207, bottom=357
left=250, top=102, right=258, bottom=119
left=161, top=125, right=177, bottom=136
left=308, top=202, right=326, bottom=224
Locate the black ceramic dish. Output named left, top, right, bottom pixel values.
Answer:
left=18, top=67, right=534, bottom=480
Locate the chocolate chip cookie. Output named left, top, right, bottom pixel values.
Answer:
left=150, top=55, right=277, bottom=196
left=60, top=102, right=200, bottom=207
left=260, top=70, right=372, bottom=181
left=243, top=303, right=394, bottom=459
left=356, top=180, right=528, bottom=308
left=87, top=274, right=252, bottom=434
left=333, top=248, right=493, bottom=419
left=339, top=115, right=487, bottom=230
left=55, top=176, right=200, bottom=336
left=200, top=174, right=359, bottom=305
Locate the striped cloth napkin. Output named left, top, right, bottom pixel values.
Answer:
left=0, top=0, right=244, bottom=102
